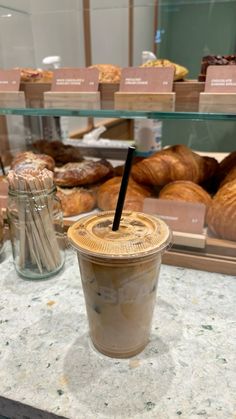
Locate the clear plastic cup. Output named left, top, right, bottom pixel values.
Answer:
left=68, top=211, right=171, bottom=358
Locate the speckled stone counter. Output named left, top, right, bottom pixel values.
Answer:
left=0, top=242, right=235, bottom=419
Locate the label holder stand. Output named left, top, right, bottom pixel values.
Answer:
left=44, top=91, right=101, bottom=110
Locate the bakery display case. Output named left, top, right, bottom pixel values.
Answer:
left=0, top=0, right=236, bottom=275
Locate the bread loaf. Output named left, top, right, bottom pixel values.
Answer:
left=131, top=145, right=218, bottom=187
left=97, top=177, right=151, bottom=212
left=159, top=180, right=212, bottom=208
left=207, top=180, right=236, bottom=241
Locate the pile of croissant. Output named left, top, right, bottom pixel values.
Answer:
left=10, top=144, right=236, bottom=242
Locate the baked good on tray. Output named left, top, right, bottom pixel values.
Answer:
left=159, top=180, right=212, bottom=208
left=220, top=166, right=236, bottom=187
left=207, top=180, right=236, bottom=241
left=88, top=64, right=121, bottom=83
left=56, top=187, right=96, bottom=217
left=11, top=151, right=55, bottom=172
left=198, top=55, right=236, bottom=81
left=141, top=59, right=188, bottom=80
left=54, top=160, right=113, bottom=187
left=97, top=176, right=151, bottom=212
left=32, top=140, right=83, bottom=165
left=218, top=150, right=236, bottom=180
left=16, top=67, right=53, bottom=83
left=131, top=145, right=218, bottom=187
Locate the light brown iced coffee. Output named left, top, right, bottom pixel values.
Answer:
left=68, top=211, right=171, bottom=358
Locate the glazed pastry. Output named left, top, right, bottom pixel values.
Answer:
left=33, top=140, right=83, bottom=165
left=88, top=64, right=121, bottom=83
left=141, top=59, right=188, bottom=81
left=54, top=160, right=113, bottom=187
left=11, top=151, right=55, bottom=172
left=159, top=180, right=212, bottom=208
left=97, top=176, right=151, bottom=212
left=207, top=180, right=236, bottom=241
left=131, top=145, right=218, bottom=187
left=56, top=187, right=96, bottom=217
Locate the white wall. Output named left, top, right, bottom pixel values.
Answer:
left=0, top=0, right=154, bottom=147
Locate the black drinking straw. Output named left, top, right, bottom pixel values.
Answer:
left=0, top=156, right=5, bottom=176
left=112, top=146, right=136, bottom=231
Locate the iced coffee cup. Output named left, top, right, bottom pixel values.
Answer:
left=68, top=211, right=171, bottom=358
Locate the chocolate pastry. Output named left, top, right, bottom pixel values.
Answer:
left=33, top=140, right=83, bottom=165
left=198, top=55, right=236, bottom=81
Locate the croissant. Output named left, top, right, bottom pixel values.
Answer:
left=218, top=151, right=236, bottom=180
left=207, top=180, right=236, bottom=241
left=97, top=177, right=151, bottom=212
left=11, top=151, right=55, bottom=172
left=56, top=187, right=96, bottom=217
left=159, top=181, right=212, bottom=208
left=131, top=145, right=218, bottom=187
left=220, top=166, right=236, bottom=187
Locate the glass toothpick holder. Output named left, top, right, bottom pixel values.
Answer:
left=7, top=169, right=65, bottom=279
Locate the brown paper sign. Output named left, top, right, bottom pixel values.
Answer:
left=119, top=67, right=174, bottom=93
left=0, top=69, right=21, bottom=92
left=51, top=68, right=99, bottom=92
left=143, top=198, right=205, bottom=234
left=205, top=66, right=236, bottom=93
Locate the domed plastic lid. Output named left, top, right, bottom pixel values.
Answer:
left=68, top=211, right=171, bottom=259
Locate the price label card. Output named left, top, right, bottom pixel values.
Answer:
left=143, top=198, right=205, bottom=234
left=205, top=66, right=236, bottom=93
left=51, top=68, right=99, bottom=92
left=119, top=67, right=174, bottom=93
left=0, top=69, right=21, bottom=92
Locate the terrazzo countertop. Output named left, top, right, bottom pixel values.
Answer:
left=0, top=243, right=235, bottom=419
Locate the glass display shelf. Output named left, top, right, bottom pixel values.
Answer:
left=1, top=107, right=236, bottom=121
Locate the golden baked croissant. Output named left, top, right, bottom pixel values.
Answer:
left=207, top=180, right=236, bottom=241
left=159, top=181, right=212, bottom=208
left=131, top=145, right=218, bottom=187
left=11, top=151, right=55, bottom=172
left=54, top=160, right=113, bottom=187
left=56, top=187, right=96, bottom=217
left=97, top=177, right=151, bottom=212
